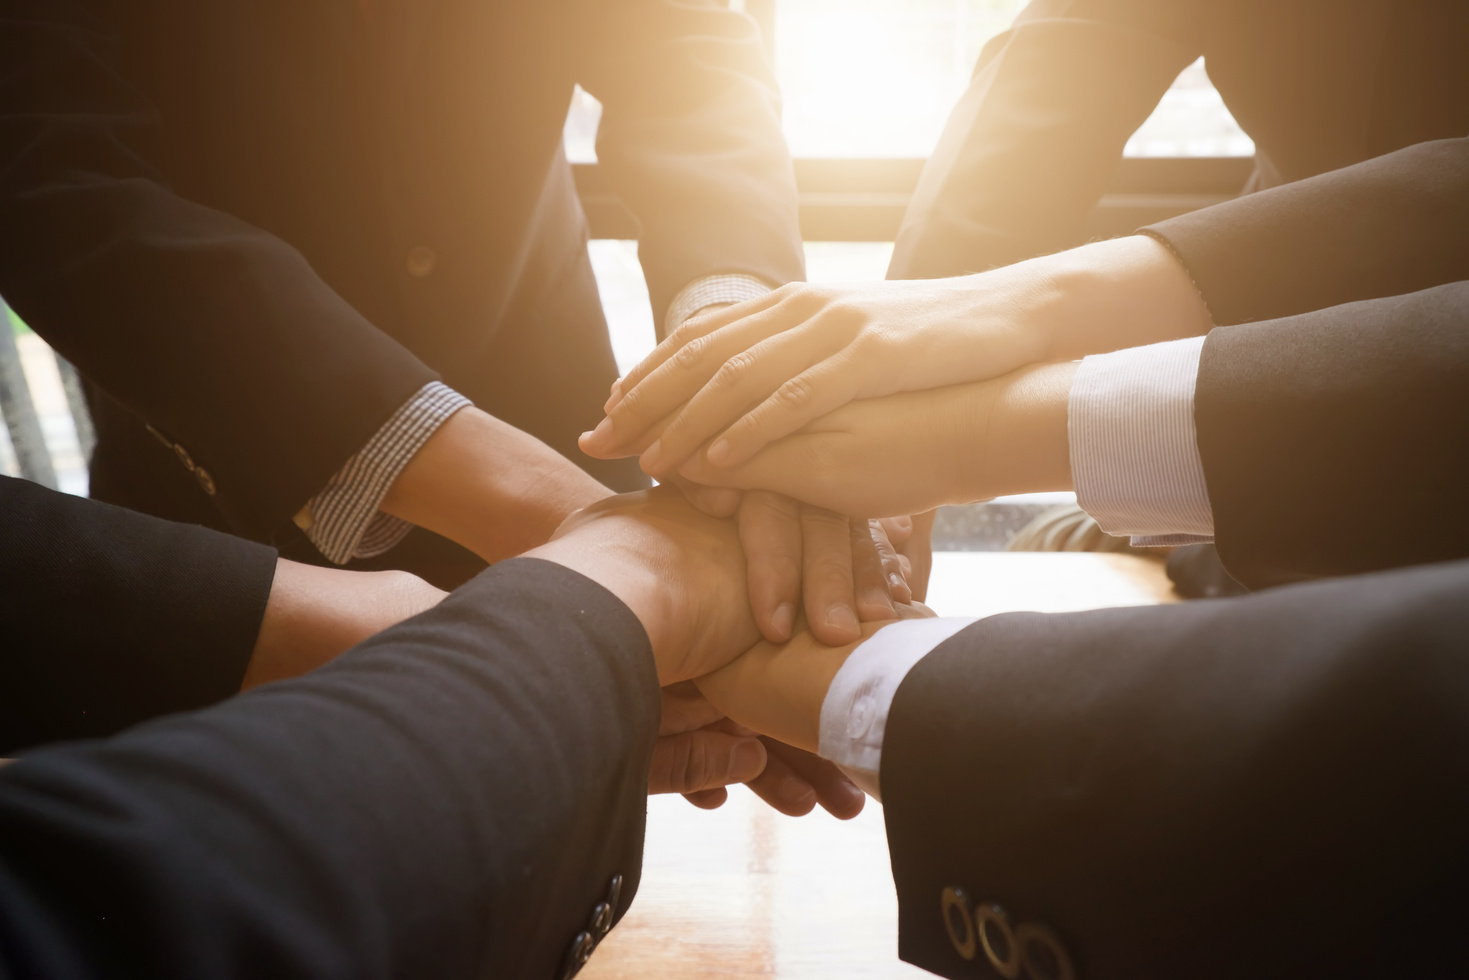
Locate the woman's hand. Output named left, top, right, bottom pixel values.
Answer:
left=674, top=362, right=1077, bottom=520
left=581, top=235, right=1210, bottom=479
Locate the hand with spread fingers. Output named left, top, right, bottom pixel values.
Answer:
left=578, top=235, right=1211, bottom=479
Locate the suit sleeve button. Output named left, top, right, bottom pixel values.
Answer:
left=560, top=931, right=596, bottom=980
left=405, top=245, right=437, bottom=278
left=940, top=886, right=976, bottom=961
left=1016, top=922, right=1074, bottom=980
left=589, top=902, right=613, bottom=937
left=975, top=903, right=1020, bottom=979
left=194, top=467, right=216, bottom=495
left=173, top=444, right=195, bottom=472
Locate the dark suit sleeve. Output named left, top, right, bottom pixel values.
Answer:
left=0, top=475, right=277, bottom=754
left=0, top=557, right=659, bottom=980
left=1143, top=137, right=1469, bottom=325
left=1194, top=281, right=1469, bottom=589
left=887, top=0, right=1203, bottom=280
left=0, top=2, right=437, bottom=540
left=881, top=559, right=1469, bottom=980
left=581, top=0, right=806, bottom=325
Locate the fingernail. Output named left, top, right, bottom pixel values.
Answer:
left=640, top=439, right=664, bottom=472
left=780, top=776, right=816, bottom=808
left=888, top=572, right=913, bottom=603
left=824, top=604, right=860, bottom=637
left=706, top=438, right=732, bottom=467
left=770, top=602, right=795, bottom=640
left=730, top=739, right=766, bottom=779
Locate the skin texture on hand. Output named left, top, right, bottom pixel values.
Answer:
left=528, top=488, right=866, bottom=815
left=695, top=604, right=936, bottom=757
left=242, top=559, right=447, bottom=690
left=526, top=486, right=761, bottom=686
left=674, top=362, right=1076, bottom=519
left=580, top=235, right=1211, bottom=477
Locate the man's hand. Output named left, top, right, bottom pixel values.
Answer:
left=736, top=490, right=911, bottom=645
left=528, top=486, right=761, bottom=685
left=581, top=235, right=1210, bottom=477
left=652, top=683, right=864, bottom=819
left=674, top=362, right=1077, bottom=519
left=695, top=605, right=936, bottom=759
left=242, top=559, right=447, bottom=690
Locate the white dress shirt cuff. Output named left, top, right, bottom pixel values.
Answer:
left=818, top=617, right=980, bottom=801
left=664, top=273, right=773, bottom=336
left=1068, top=335, right=1215, bottom=546
left=295, top=382, right=471, bottom=564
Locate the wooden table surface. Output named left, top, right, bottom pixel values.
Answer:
left=583, top=552, right=1177, bottom=979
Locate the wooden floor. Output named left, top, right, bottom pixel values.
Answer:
left=584, top=552, right=1177, bottom=979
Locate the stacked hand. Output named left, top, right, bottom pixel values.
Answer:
left=532, top=487, right=867, bottom=817
left=579, top=235, right=1212, bottom=516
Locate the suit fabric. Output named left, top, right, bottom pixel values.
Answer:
left=0, top=474, right=277, bottom=754
left=1142, top=138, right=1469, bottom=589
left=0, top=0, right=805, bottom=571
left=889, top=0, right=1469, bottom=280
left=882, top=557, right=1469, bottom=980
left=0, top=557, right=658, bottom=980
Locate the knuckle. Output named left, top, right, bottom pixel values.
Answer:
left=774, top=375, right=815, bottom=410
left=711, top=351, right=756, bottom=391
left=672, top=335, right=710, bottom=371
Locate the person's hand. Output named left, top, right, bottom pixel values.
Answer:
left=880, top=511, right=936, bottom=601
left=675, top=362, right=1077, bottom=519
left=653, top=683, right=864, bottom=819
left=242, top=559, right=447, bottom=690
left=734, top=490, right=912, bottom=645
left=528, top=485, right=762, bottom=685
left=580, top=236, right=1210, bottom=478
left=695, top=604, right=937, bottom=757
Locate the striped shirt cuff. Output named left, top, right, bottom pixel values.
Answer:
left=664, top=273, right=773, bottom=336
left=296, top=382, right=471, bottom=564
left=1068, top=336, right=1214, bottom=546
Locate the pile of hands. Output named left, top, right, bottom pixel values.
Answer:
left=565, top=234, right=1212, bottom=816
left=251, top=235, right=1212, bottom=818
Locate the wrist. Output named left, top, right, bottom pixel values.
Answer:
left=382, top=407, right=611, bottom=562
left=1040, top=236, right=1213, bottom=362
left=695, top=621, right=887, bottom=754
left=243, top=559, right=446, bottom=690
left=957, top=361, right=1076, bottom=501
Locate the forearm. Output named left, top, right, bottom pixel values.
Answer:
left=381, top=407, right=611, bottom=563
left=1032, top=235, right=1214, bottom=362
left=0, top=559, right=659, bottom=980
left=242, top=559, right=447, bottom=690
left=695, top=627, right=867, bottom=755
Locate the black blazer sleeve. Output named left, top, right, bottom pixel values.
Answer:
left=1143, top=137, right=1469, bottom=325
left=887, top=0, right=1203, bottom=280
left=881, top=558, right=1469, bottom=980
left=0, top=475, right=277, bottom=754
left=1194, top=281, right=1469, bottom=588
left=0, top=2, right=437, bottom=540
left=0, top=558, right=659, bottom=980
left=582, top=0, right=806, bottom=325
